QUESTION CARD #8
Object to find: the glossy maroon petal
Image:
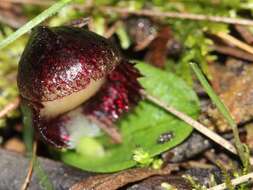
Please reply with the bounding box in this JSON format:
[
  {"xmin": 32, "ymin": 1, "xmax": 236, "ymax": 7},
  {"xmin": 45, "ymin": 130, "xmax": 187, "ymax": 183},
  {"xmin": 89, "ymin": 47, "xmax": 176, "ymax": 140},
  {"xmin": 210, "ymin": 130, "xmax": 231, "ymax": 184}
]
[{"xmin": 18, "ymin": 26, "xmax": 121, "ymax": 103}]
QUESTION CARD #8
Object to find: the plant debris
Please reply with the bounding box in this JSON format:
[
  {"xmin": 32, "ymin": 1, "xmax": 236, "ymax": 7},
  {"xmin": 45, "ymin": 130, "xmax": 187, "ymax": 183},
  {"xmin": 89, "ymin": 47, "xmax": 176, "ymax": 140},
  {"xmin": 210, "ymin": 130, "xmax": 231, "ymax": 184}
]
[{"xmin": 70, "ymin": 166, "xmax": 177, "ymax": 190}]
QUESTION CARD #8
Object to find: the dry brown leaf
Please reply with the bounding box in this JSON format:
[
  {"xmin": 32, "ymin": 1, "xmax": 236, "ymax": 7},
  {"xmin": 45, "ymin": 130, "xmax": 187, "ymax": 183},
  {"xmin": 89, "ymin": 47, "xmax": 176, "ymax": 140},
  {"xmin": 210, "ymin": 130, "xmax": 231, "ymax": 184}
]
[
  {"xmin": 145, "ymin": 27, "xmax": 171, "ymax": 68},
  {"xmin": 70, "ymin": 165, "xmax": 178, "ymax": 190},
  {"xmin": 200, "ymin": 60, "xmax": 253, "ymax": 132},
  {"xmin": 3, "ymin": 137, "xmax": 26, "ymax": 153}
]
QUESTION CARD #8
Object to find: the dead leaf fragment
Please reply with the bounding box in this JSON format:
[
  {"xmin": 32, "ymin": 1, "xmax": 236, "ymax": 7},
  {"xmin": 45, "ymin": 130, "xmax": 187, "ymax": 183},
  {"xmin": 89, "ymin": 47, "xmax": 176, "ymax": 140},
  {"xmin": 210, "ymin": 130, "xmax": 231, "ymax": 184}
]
[
  {"xmin": 70, "ymin": 166, "xmax": 177, "ymax": 190},
  {"xmin": 200, "ymin": 60, "xmax": 253, "ymax": 132},
  {"xmin": 145, "ymin": 27, "xmax": 172, "ymax": 68},
  {"xmin": 4, "ymin": 138, "xmax": 25, "ymax": 153}
]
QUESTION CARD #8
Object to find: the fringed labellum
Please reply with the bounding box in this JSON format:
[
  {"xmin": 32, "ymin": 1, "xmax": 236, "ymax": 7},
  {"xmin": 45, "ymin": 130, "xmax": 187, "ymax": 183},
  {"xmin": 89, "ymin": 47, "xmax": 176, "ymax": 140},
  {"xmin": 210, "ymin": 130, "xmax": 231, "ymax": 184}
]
[{"xmin": 18, "ymin": 26, "xmax": 142, "ymax": 148}]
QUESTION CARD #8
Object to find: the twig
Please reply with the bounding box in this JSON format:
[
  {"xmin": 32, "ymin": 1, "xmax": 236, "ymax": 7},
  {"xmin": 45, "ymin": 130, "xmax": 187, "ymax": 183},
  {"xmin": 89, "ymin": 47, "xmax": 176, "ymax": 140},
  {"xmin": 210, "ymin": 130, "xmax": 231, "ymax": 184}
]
[
  {"xmin": 1, "ymin": 0, "xmax": 53, "ymax": 6},
  {"xmin": 235, "ymin": 25, "xmax": 253, "ymax": 45},
  {"xmin": 104, "ymin": 21, "xmax": 122, "ymax": 38},
  {"xmin": 140, "ymin": 90, "xmax": 237, "ymax": 156},
  {"xmin": 204, "ymin": 151, "xmax": 232, "ymax": 171},
  {"xmin": 212, "ymin": 45, "xmax": 253, "ymax": 62},
  {"xmin": 208, "ymin": 172, "xmax": 253, "ymax": 190},
  {"xmin": 20, "ymin": 141, "xmax": 37, "ymax": 190},
  {"xmin": 181, "ymin": 161, "xmax": 214, "ymax": 169},
  {"xmin": 216, "ymin": 32, "xmax": 253, "ymax": 55},
  {"xmin": 98, "ymin": 6, "xmax": 253, "ymax": 26},
  {"xmin": 134, "ymin": 35, "xmax": 156, "ymax": 51},
  {"xmin": 0, "ymin": 97, "xmax": 20, "ymax": 118},
  {"xmin": 87, "ymin": 115, "xmax": 122, "ymax": 144},
  {"xmin": 0, "ymin": 148, "xmax": 90, "ymax": 189},
  {"xmin": 68, "ymin": 17, "xmax": 90, "ymax": 28}
]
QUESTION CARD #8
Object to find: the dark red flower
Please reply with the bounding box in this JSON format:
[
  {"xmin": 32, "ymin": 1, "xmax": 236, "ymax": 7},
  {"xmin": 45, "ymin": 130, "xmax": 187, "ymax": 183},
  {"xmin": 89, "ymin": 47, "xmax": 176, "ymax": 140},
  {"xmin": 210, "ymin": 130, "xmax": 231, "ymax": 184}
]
[{"xmin": 18, "ymin": 26, "xmax": 142, "ymax": 148}]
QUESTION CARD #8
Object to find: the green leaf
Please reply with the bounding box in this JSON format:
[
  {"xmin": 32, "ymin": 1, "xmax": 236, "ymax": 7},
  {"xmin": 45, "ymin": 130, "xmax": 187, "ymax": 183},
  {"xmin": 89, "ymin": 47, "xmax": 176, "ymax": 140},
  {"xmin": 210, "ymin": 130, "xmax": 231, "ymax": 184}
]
[{"xmin": 61, "ymin": 62, "xmax": 200, "ymax": 172}]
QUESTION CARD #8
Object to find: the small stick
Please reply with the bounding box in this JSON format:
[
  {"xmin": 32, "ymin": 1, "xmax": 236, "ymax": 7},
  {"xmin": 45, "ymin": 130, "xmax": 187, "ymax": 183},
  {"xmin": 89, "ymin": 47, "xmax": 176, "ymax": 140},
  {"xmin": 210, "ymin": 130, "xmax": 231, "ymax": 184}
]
[
  {"xmin": 1, "ymin": 0, "xmax": 53, "ymax": 6},
  {"xmin": 181, "ymin": 161, "xmax": 214, "ymax": 169},
  {"xmin": 0, "ymin": 97, "xmax": 20, "ymax": 118},
  {"xmin": 212, "ymin": 45, "xmax": 253, "ymax": 62},
  {"xmin": 235, "ymin": 25, "xmax": 253, "ymax": 45},
  {"xmin": 99, "ymin": 6, "xmax": 253, "ymax": 26},
  {"xmin": 68, "ymin": 17, "xmax": 90, "ymax": 28},
  {"xmin": 216, "ymin": 32, "xmax": 253, "ymax": 55},
  {"xmin": 87, "ymin": 116, "xmax": 122, "ymax": 144},
  {"xmin": 142, "ymin": 90, "xmax": 253, "ymax": 165},
  {"xmin": 104, "ymin": 21, "xmax": 122, "ymax": 38},
  {"xmin": 20, "ymin": 141, "xmax": 37, "ymax": 190},
  {"xmin": 134, "ymin": 35, "xmax": 156, "ymax": 51},
  {"xmin": 140, "ymin": 90, "xmax": 237, "ymax": 155},
  {"xmin": 208, "ymin": 172, "xmax": 253, "ymax": 190}
]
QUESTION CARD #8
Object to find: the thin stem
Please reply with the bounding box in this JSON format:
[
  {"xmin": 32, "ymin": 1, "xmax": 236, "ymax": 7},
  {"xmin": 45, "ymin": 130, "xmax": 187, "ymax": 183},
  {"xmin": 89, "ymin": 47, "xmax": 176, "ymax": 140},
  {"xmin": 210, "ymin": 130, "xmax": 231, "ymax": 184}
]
[
  {"xmin": 1, "ymin": 0, "xmax": 53, "ymax": 5},
  {"xmin": 20, "ymin": 141, "xmax": 37, "ymax": 190},
  {"xmin": 211, "ymin": 45, "xmax": 253, "ymax": 62},
  {"xmin": 0, "ymin": 97, "xmax": 20, "ymax": 118},
  {"xmin": 87, "ymin": 115, "xmax": 122, "ymax": 144},
  {"xmin": 0, "ymin": 0, "xmax": 73, "ymax": 50},
  {"xmin": 21, "ymin": 104, "xmax": 54, "ymax": 190},
  {"xmin": 140, "ymin": 90, "xmax": 237, "ymax": 156},
  {"xmin": 104, "ymin": 21, "xmax": 122, "ymax": 38},
  {"xmin": 190, "ymin": 62, "xmax": 249, "ymax": 168},
  {"xmin": 216, "ymin": 32, "xmax": 253, "ymax": 55},
  {"xmin": 98, "ymin": 6, "xmax": 253, "ymax": 26},
  {"xmin": 134, "ymin": 35, "xmax": 156, "ymax": 51},
  {"xmin": 208, "ymin": 172, "xmax": 253, "ymax": 190},
  {"xmin": 234, "ymin": 25, "xmax": 253, "ymax": 45}
]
